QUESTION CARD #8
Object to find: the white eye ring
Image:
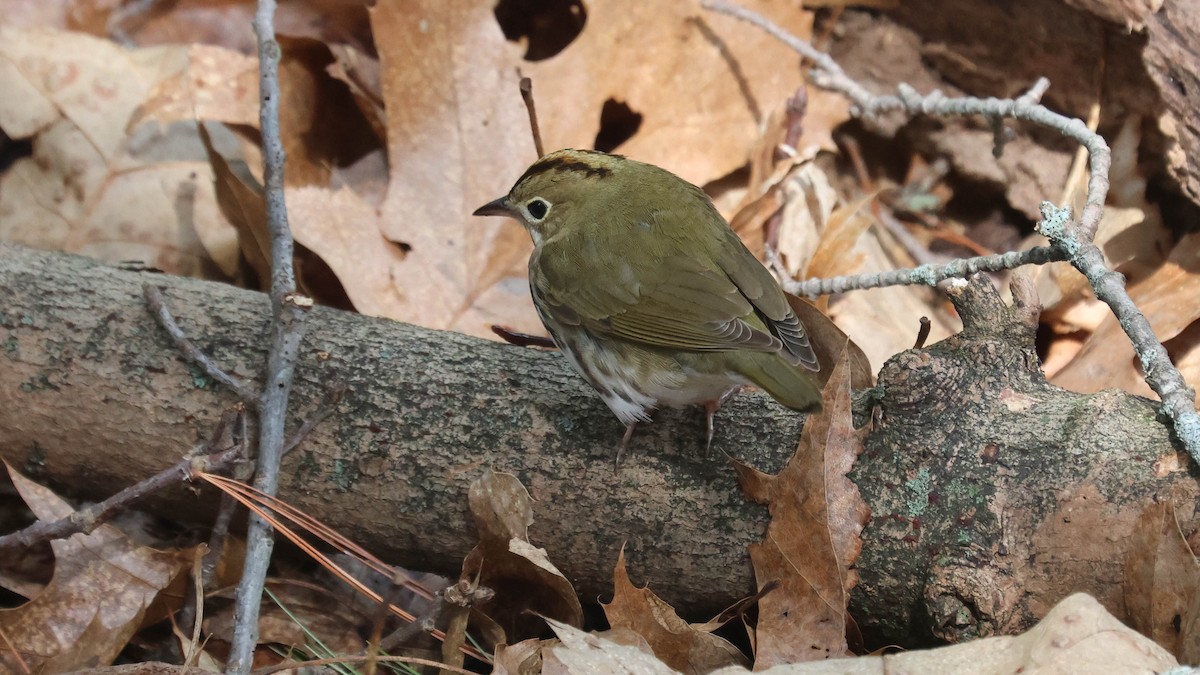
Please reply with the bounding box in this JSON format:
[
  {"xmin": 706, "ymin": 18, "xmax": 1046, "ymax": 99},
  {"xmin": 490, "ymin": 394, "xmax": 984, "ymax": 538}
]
[{"xmin": 525, "ymin": 198, "xmax": 551, "ymax": 222}]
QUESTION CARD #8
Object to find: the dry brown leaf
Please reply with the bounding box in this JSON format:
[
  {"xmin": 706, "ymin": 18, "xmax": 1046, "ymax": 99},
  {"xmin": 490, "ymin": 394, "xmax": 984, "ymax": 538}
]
[
  {"xmin": 803, "ymin": 193, "xmax": 876, "ymax": 280},
  {"xmin": 136, "ymin": 37, "xmax": 382, "ymax": 191},
  {"xmin": 601, "ymin": 548, "xmax": 748, "ymax": 673},
  {"xmin": 0, "ymin": 464, "xmax": 190, "ymax": 672},
  {"xmin": 462, "ymin": 470, "xmax": 583, "ymax": 641},
  {"xmin": 132, "ymin": 44, "xmax": 260, "ymax": 131},
  {"xmin": 279, "ymin": 0, "xmax": 542, "ymax": 337},
  {"xmin": 0, "ymin": 28, "xmax": 237, "ymax": 277},
  {"xmin": 199, "ymin": 123, "xmax": 268, "ymax": 285},
  {"xmin": 325, "ymin": 42, "xmax": 386, "ymax": 142},
  {"xmin": 493, "ymin": 637, "xmax": 545, "ymax": 675},
  {"xmin": 776, "ymin": 162, "xmax": 841, "ymax": 277},
  {"xmin": 731, "ymin": 349, "xmax": 867, "ymax": 668},
  {"xmin": 523, "ymin": 0, "xmax": 814, "ymax": 188},
  {"xmin": 1123, "ymin": 501, "xmax": 1200, "ymax": 659},
  {"xmin": 544, "ymin": 617, "xmax": 678, "ymax": 675},
  {"xmin": 1052, "ymin": 231, "xmax": 1200, "ymax": 396}
]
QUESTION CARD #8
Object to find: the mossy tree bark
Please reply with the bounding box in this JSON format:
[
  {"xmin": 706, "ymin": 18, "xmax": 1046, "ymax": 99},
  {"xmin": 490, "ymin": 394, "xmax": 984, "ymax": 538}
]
[{"xmin": 0, "ymin": 244, "xmax": 1193, "ymax": 643}]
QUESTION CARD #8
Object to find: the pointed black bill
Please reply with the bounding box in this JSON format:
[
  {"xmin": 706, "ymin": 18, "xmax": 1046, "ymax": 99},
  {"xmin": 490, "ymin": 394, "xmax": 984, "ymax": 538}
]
[{"xmin": 472, "ymin": 197, "xmax": 514, "ymax": 218}]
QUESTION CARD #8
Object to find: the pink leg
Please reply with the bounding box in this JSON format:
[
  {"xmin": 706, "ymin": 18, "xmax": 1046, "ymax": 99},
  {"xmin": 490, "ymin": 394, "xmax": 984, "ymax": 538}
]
[{"xmin": 616, "ymin": 422, "xmax": 637, "ymax": 466}]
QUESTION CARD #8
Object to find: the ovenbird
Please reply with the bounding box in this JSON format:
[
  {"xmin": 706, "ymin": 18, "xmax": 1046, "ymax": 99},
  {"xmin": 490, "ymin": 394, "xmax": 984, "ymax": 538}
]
[{"xmin": 474, "ymin": 149, "xmax": 821, "ymax": 457}]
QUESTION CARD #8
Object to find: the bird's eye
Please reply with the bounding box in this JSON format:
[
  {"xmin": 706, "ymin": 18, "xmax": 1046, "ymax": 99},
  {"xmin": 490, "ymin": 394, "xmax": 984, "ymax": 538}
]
[{"xmin": 526, "ymin": 198, "xmax": 550, "ymax": 221}]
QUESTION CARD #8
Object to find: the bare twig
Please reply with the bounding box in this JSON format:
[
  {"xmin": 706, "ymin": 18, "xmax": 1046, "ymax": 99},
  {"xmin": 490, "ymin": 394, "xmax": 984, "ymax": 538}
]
[
  {"xmin": 144, "ymin": 285, "xmax": 258, "ymax": 404},
  {"xmin": 227, "ymin": 0, "xmax": 315, "ymax": 671},
  {"xmin": 703, "ymin": 0, "xmax": 1200, "ymax": 461},
  {"xmin": 284, "ymin": 383, "xmax": 345, "ymax": 455},
  {"xmin": 519, "ymin": 76, "xmax": 546, "ymax": 158},
  {"xmin": 0, "ymin": 438, "xmax": 245, "ymax": 554},
  {"xmin": 914, "ymin": 317, "xmax": 932, "ymax": 350}
]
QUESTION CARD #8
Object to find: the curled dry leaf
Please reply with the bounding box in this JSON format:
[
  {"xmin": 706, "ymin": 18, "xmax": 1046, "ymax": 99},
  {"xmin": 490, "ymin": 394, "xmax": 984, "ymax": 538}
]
[
  {"xmin": 730, "ymin": 349, "xmax": 868, "ymax": 668},
  {"xmin": 0, "ymin": 464, "xmax": 190, "ymax": 672},
  {"xmin": 493, "ymin": 637, "xmax": 544, "ymax": 675},
  {"xmin": 462, "ymin": 470, "xmax": 583, "ymax": 642},
  {"xmin": 601, "ymin": 548, "xmax": 749, "ymax": 673},
  {"xmin": 0, "ymin": 28, "xmax": 235, "ymax": 278}
]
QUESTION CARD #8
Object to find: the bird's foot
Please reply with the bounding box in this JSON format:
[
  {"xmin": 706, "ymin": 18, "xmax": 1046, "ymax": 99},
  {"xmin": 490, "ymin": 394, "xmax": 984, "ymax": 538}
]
[
  {"xmin": 616, "ymin": 422, "xmax": 638, "ymax": 467},
  {"xmin": 702, "ymin": 386, "xmax": 742, "ymax": 455}
]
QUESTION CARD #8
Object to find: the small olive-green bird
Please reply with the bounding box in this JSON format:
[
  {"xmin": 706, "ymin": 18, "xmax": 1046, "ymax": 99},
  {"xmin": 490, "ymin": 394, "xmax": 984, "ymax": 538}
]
[{"xmin": 474, "ymin": 149, "xmax": 821, "ymax": 456}]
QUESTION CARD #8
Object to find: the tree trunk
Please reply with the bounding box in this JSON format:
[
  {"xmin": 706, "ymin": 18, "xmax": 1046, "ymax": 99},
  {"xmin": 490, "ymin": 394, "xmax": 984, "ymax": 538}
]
[{"xmin": 0, "ymin": 244, "xmax": 1192, "ymax": 642}]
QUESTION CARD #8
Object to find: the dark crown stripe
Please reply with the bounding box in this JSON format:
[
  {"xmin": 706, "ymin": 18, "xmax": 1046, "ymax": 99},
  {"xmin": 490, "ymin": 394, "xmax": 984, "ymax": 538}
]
[{"xmin": 516, "ymin": 151, "xmax": 616, "ymax": 185}]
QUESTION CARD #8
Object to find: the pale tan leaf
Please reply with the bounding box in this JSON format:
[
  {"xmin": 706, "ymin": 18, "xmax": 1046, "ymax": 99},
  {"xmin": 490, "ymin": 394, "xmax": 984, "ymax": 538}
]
[
  {"xmin": 0, "ymin": 28, "xmax": 236, "ymax": 277},
  {"xmin": 1123, "ymin": 501, "xmax": 1200, "ymax": 658}
]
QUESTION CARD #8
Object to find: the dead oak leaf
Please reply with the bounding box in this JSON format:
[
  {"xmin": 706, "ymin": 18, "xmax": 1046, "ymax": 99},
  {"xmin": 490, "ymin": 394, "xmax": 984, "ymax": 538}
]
[
  {"xmin": 523, "ymin": 0, "xmax": 814, "ymax": 188},
  {"xmin": 0, "ymin": 28, "xmax": 235, "ymax": 278},
  {"xmin": 601, "ymin": 548, "xmax": 748, "ymax": 673},
  {"xmin": 731, "ymin": 349, "xmax": 867, "ymax": 667},
  {"xmin": 0, "ymin": 464, "xmax": 189, "ymax": 672},
  {"xmin": 281, "ymin": 0, "xmax": 542, "ymax": 338}
]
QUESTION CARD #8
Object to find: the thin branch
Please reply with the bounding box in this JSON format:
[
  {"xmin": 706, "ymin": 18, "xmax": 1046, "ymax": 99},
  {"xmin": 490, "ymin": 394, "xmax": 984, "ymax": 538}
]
[
  {"xmin": 789, "ymin": 246, "xmax": 1065, "ymax": 295},
  {"xmin": 914, "ymin": 317, "xmax": 932, "ymax": 350},
  {"xmin": 519, "ymin": 76, "xmax": 545, "ymax": 158},
  {"xmin": 144, "ymin": 285, "xmax": 258, "ymax": 404},
  {"xmin": 703, "ymin": 0, "xmax": 1200, "ymax": 462},
  {"xmin": 228, "ymin": 0, "xmax": 315, "ymax": 671},
  {"xmin": 0, "ymin": 439, "xmax": 246, "ymax": 554},
  {"xmin": 284, "ymin": 383, "xmax": 345, "ymax": 456}
]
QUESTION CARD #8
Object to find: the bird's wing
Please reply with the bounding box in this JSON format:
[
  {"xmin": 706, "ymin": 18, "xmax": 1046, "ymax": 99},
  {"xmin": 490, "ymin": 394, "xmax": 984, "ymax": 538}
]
[
  {"xmin": 715, "ymin": 227, "xmax": 819, "ymax": 370},
  {"xmin": 532, "ymin": 230, "xmax": 815, "ymax": 369}
]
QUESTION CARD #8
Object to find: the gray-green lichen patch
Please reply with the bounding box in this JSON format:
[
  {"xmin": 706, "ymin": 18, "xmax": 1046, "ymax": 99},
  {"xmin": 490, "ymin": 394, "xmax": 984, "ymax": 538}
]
[{"xmin": 904, "ymin": 467, "xmax": 933, "ymax": 517}]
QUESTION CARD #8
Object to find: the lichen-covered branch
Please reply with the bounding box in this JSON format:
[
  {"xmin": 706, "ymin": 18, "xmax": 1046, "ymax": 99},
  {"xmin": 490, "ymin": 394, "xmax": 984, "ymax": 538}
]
[{"xmin": 703, "ymin": 0, "xmax": 1200, "ymax": 464}]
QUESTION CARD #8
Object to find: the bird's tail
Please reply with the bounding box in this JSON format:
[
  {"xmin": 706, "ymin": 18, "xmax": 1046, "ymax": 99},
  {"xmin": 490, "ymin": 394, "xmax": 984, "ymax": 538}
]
[{"xmin": 733, "ymin": 351, "xmax": 823, "ymax": 413}]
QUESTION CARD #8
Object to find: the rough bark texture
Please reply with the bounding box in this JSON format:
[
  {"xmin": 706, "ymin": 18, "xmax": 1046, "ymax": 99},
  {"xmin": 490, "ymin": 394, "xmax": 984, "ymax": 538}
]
[
  {"xmin": 0, "ymin": 245, "xmax": 1194, "ymax": 641},
  {"xmin": 852, "ymin": 276, "xmax": 1198, "ymax": 642},
  {"xmin": 0, "ymin": 244, "xmax": 802, "ymax": 616}
]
